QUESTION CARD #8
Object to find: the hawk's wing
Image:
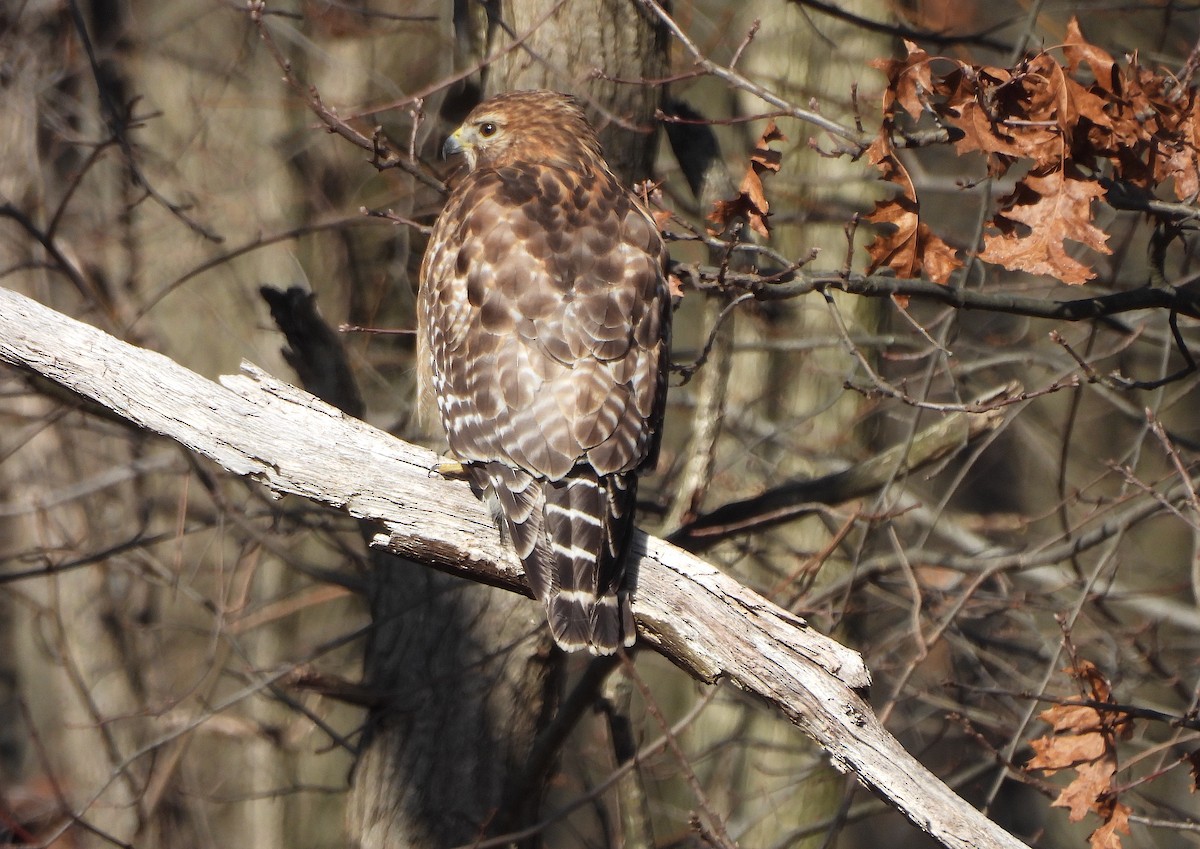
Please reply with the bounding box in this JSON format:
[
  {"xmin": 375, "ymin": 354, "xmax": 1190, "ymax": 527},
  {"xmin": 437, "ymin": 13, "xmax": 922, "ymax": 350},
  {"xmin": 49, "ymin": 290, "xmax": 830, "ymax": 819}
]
[{"xmin": 421, "ymin": 163, "xmax": 668, "ymax": 481}]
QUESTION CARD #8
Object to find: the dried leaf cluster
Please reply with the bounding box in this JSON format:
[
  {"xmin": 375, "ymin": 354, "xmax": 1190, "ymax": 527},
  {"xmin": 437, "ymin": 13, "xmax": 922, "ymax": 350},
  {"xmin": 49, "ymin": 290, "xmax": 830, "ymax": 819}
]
[
  {"xmin": 1026, "ymin": 660, "xmax": 1134, "ymax": 849},
  {"xmin": 865, "ymin": 18, "xmax": 1200, "ymax": 285}
]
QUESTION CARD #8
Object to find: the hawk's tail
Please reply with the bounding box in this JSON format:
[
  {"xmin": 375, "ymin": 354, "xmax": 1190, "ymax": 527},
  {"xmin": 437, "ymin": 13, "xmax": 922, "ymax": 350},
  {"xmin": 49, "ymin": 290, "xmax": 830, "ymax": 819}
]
[{"xmin": 473, "ymin": 462, "xmax": 637, "ymax": 655}]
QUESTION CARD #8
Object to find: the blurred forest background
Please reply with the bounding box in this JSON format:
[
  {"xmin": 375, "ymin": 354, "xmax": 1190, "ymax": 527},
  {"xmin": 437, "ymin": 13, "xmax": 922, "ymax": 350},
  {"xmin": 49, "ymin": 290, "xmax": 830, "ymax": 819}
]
[{"xmin": 2, "ymin": 1, "xmax": 1200, "ymax": 848}]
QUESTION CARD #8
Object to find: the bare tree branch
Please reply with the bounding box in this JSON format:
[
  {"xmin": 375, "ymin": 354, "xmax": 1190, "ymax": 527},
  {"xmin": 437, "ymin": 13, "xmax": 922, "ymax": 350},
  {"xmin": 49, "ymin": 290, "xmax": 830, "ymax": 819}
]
[
  {"xmin": 672, "ymin": 390, "xmax": 1010, "ymax": 549},
  {"xmin": 789, "ymin": 0, "xmax": 1015, "ymax": 52},
  {"xmin": 0, "ymin": 285, "xmax": 1031, "ymax": 849},
  {"xmin": 673, "ymin": 264, "xmax": 1200, "ymax": 322}
]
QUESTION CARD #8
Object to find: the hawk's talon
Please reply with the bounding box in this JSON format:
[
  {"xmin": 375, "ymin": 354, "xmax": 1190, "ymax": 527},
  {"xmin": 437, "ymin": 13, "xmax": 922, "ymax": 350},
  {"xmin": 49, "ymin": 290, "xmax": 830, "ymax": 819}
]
[{"xmin": 432, "ymin": 458, "xmax": 468, "ymax": 479}]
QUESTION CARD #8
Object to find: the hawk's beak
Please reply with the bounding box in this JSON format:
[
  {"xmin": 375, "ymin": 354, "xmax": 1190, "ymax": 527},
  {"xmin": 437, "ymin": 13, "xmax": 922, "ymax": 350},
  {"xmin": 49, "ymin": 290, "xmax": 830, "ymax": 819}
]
[{"xmin": 442, "ymin": 131, "xmax": 466, "ymax": 160}]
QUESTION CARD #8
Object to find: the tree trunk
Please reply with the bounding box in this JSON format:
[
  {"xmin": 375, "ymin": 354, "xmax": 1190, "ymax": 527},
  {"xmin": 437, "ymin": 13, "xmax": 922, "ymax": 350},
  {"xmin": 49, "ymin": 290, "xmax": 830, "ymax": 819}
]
[
  {"xmin": 346, "ymin": 3, "xmax": 667, "ymax": 846},
  {"xmin": 685, "ymin": 2, "xmax": 891, "ymax": 845},
  {"xmin": 482, "ymin": 0, "xmax": 667, "ymax": 183},
  {"xmin": 1, "ymin": 4, "xmax": 173, "ymax": 843}
]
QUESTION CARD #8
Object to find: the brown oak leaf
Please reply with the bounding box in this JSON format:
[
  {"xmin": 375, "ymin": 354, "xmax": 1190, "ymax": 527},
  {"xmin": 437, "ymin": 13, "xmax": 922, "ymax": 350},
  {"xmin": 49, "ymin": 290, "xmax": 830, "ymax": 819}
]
[
  {"xmin": 1064, "ymin": 17, "xmax": 1118, "ymax": 93},
  {"xmin": 1039, "ymin": 702, "xmax": 1107, "ymax": 736},
  {"xmin": 871, "ymin": 40, "xmax": 937, "ymax": 122},
  {"xmin": 708, "ymin": 120, "xmax": 785, "ymax": 238},
  {"xmin": 1075, "ymin": 658, "xmax": 1119, "ymax": 705},
  {"xmin": 980, "ymin": 166, "xmax": 1111, "ymax": 284},
  {"xmin": 863, "ymin": 133, "xmax": 960, "ymax": 283},
  {"xmin": 1027, "ymin": 716, "xmax": 1108, "ymax": 773},
  {"xmin": 1089, "ymin": 802, "xmax": 1131, "ymax": 849},
  {"xmin": 1153, "ymin": 101, "xmax": 1200, "ymax": 200},
  {"xmin": 1036, "ymin": 52, "xmax": 1112, "ymax": 140},
  {"xmin": 1052, "ymin": 759, "xmax": 1117, "ymax": 822}
]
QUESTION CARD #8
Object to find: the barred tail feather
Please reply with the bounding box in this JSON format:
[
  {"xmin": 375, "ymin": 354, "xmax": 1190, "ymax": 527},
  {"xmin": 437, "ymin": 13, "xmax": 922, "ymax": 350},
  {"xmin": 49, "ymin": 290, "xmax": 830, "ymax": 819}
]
[
  {"xmin": 541, "ymin": 468, "xmax": 637, "ymax": 654},
  {"xmin": 473, "ymin": 462, "xmax": 636, "ymax": 654}
]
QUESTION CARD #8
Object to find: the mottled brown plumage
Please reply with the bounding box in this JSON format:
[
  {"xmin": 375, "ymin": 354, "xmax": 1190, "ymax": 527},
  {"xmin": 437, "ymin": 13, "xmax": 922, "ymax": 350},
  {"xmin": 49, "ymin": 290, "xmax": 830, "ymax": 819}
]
[{"xmin": 418, "ymin": 90, "xmax": 670, "ymax": 654}]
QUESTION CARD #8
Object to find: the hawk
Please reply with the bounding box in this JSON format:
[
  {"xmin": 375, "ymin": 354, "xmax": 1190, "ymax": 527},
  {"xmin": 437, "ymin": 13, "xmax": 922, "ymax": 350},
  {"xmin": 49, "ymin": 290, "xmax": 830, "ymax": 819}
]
[{"xmin": 418, "ymin": 90, "xmax": 671, "ymax": 655}]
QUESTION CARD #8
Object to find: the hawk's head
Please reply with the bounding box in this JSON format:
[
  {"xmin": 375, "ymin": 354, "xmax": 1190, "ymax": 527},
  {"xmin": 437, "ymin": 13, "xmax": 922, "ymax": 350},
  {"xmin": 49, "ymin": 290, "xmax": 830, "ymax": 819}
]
[{"xmin": 442, "ymin": 90, "xmax": 604, "ymax": 172}]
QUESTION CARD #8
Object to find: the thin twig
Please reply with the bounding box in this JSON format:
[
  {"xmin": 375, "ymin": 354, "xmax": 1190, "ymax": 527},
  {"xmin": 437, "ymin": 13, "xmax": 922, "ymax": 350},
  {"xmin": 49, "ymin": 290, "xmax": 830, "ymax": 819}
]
[
  {"xmin": 621, "ymin": 655, "xmax": 739, "ymax": 849},
  {"xmin": 635, "ymin": 0, "xmax": 868, "ymax": 149}
]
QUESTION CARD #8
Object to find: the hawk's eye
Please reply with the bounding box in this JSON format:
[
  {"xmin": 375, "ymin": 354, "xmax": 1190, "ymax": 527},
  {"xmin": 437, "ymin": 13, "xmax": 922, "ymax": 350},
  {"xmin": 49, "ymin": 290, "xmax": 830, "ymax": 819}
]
[{"xmin": 478, "ymin": 121, "xmax": 498, "ymax": 138}]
